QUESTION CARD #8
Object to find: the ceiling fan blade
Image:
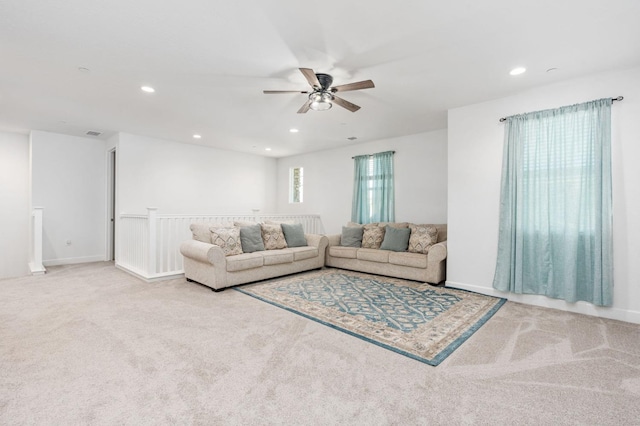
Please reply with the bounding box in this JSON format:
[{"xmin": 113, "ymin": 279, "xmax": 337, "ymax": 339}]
[
  {"xmin": 263, "ymin": 90, "xmax": 309, "ymax": 94},
  {"xmin": 332, "ymin": 80, "xmax": 375, "ymax": 92},
  {"xmin": 297, "ymin": 101, "xmax": 311, "ymax": 114},
  {"xmin": 299, "ymin": 68, "xmax": 321, "ymax": 88},
  {"xmin": 333, "ymin": 96, "xmax": 361, "ymax": 112}
]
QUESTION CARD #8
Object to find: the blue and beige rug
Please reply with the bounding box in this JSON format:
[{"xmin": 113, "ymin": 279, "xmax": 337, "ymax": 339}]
[{"xmin": 235, "ymin": 269, "xmax": 506, "ymax": 366}]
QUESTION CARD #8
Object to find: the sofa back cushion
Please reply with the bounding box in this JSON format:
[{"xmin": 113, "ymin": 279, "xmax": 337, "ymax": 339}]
[
  {"xmin": 380, "ymin": 225, "xmax": 411, "ymax": 252},
  {"xmin": 434, "ymin": 224, "xmax": 447, "ymax": 242},
  {"xmin": 190, "ymin": 222, "xmax": 234, "ymax": 243}
]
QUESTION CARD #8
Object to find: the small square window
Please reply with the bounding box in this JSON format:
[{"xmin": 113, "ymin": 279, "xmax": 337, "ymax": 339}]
[{"xmin": 289, "ymin": 167, "xmax": 303, "ymax": 203}]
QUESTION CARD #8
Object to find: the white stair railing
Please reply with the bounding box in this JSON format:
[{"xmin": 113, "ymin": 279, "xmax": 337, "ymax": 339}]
[{"xmin": 117, "ymin": 209, "xmax": 324, "ymax": 281}]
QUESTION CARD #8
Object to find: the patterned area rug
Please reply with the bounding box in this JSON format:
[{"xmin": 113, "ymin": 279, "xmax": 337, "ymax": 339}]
[{"xmin": 235, "ymin": 269, "xmax": 506, "ymax": 366}]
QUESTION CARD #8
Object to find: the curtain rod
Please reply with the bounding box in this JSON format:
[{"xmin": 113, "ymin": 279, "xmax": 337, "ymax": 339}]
[
  {"xmin": 499, "ymin": 96, "xmax": 623, "ymax": 122},
  {"xmin": 351, "ymin": 150, "xmax": 395, "ymax": 159}
]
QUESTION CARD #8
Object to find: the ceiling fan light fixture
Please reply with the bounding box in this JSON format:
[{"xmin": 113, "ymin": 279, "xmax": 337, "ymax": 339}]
[{"xmin": 308, "ymin": 91, "xmax": 333, "ymax": 111}]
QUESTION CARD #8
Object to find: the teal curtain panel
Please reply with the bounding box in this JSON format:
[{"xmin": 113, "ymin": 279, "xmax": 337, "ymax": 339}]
[
  {"xmin": 492, "ymin": 98, "xmax": 613, "ymax": 306},
  {"xmin": 351, "ymin": 151, "xmax": 395, "ymax": 224}
]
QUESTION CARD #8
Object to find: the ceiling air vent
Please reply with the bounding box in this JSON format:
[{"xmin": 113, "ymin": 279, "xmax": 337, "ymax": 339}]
[{"xmin": 86, "ymin": 131, "xmax": 101, "ymax": 136}]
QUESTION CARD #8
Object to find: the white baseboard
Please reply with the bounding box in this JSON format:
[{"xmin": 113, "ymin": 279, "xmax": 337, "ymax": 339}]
[
  {"xmin": 115, "ymin": 263, "xmax": 185, "ymax": 283},
  {"xmin": 446, "ymin": 280, "xmax": 640, "ymax": 325},
  {"xmin": 43, "ymin": 255, "xmax": 106, "ymax": 267},
  {"xmin": 28, "ymin": 262, "xmax": 46, "ymax": 275}
]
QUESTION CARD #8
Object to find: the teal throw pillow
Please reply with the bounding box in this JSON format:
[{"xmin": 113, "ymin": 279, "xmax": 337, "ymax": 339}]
[
  {"xmin": 380, "ymin": 225, "xmax": 410, "ymax": 252},
  {"xmin": 239, "ymin": 224, "xmax": 265, "ymax": 253},
  {"xmin": 281, "ymin": 223, "xmax": 307, "ymax": 247},
  {"xmin": 341, "ymin": 226, "xmax": 364, "ymax": 247}
]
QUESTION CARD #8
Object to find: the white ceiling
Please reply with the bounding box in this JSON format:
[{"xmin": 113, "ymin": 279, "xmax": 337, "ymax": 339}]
[{"xmin": 1, "ymin": 0, "xmax": 639, "ymax": 158}]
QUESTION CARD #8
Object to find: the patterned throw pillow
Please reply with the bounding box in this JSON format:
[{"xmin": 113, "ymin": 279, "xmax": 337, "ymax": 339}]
[
  {"xmin": 361, "ymin": 224, "xmax": 385, "ymax": 249},
  {"xmin": 408, "ymin": 224, "xmax": 439, "ymax": 254},
  {"xmin": 210, "ymin": 227, "xmax": 243, "ymax": 256},
  {"xmin": 261, "ymin": 223, "xmax": 288, "ymax": 250}
]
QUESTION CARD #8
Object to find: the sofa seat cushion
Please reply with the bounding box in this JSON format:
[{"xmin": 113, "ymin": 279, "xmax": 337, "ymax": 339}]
[
  {"xmin": 226, "ymin": 252, "xmax": 264, "ymax": 272},
  {"xmin": 357, "ymin": 248, "xmax": 389, "ymax": 263},
  {"xmin": 288, "ymin": 246, "xmax": 318, "ymax": 261},
  {"xmin": 329, "ymin": 246, "xmax": 358, "ymax": 259},
  {"xmin": 388, "ymin": 252, "xmax": 428, "ymax": 269},
  {"xmin": 262, "ymin": 250, "xmax": 294, "ymax": 265}
]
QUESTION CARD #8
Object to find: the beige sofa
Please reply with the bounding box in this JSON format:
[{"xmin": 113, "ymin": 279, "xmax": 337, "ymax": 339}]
[
  {"xmin": 180, "ymin": 223, "xmax": 328, "ymax": 291},
  {"xmin": 325, "ymin": 223, "xmax": 447, "ymax": 284}
]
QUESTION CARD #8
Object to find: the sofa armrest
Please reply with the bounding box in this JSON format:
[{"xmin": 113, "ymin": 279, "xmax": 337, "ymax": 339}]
[
  {"xmin": 180, "ymin": 240, "xmax": 225, "ymax": 265},
  {"xmin": 427, "ymin": 241, "xmax": 447, "ymax": 263},
  {"xmin": 305, "ymin": 233, "xmax": 329, "ymax": 251},
  {"xmin": 326, "ymin": 234, "xmax": 341, "ymax": 247}
]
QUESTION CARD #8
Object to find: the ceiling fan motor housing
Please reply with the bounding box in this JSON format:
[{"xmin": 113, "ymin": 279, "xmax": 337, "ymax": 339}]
[{"xmin": 315, "ymin": 73, "xmax": 333, "ymax": 90}]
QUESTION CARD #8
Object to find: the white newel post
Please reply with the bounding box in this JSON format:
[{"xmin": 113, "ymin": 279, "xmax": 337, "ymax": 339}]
[
  {"xmin": 147, "ymin": 207, "xmax": 158, "ymax": 277},
  {"xmin": 30, "ymin": 207, "xmax": 46, "ymax": 275}
]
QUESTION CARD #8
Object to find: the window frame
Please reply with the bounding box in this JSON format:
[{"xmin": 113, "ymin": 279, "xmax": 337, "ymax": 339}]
[{"xmin": 288, "ymin": 166, "xmax": 303, "ymax": 204}]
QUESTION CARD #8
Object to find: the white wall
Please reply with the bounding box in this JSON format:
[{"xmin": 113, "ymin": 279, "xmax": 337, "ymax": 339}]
[
  {"xmin": 276, "ymin": 130, "xmax": 448, "ymax": 234},
  {"xmin": 117, "ymin": 133, "xmax": 277, "ymax": 214},
  {"xmin": 31, "ymin": 131, "xmax": 107, "ymax": 265},
  {"xmin": 448, "ymin": 66, "xmax": 640, "ymax": 323},
  {"xmin": 0, "ymin": 131, "xmax": 30, "ymax": 278}
]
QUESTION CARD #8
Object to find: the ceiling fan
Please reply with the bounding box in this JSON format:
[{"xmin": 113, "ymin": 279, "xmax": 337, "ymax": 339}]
[{"xmin": 263, "ymin": 68, "xmax": 375, "ymax": 113}]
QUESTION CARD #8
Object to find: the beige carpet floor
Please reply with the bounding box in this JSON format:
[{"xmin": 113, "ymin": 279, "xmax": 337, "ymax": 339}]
[{"xmin": 1, "ymin": 262, "xmax": 639, "ymax": 425}]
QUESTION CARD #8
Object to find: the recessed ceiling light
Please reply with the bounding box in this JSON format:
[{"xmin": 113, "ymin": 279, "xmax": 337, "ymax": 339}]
[
  {"xmin": 193, "ymin": 134, "xmax": 202, "ymax": 139},
  {"xmin": 141, "ymin": 86, "xmax": 155, "ymax": 93},
  {"xmin": 289, "ymin": 128, "xmax": 299, "ymax": 133},
  {"xmin": 509, "ymin": 67, "xmax": 526, "ymax": 76},
  {"xmin": 265, "ymin": 148, "xmax": 272, "ymax": 151}
]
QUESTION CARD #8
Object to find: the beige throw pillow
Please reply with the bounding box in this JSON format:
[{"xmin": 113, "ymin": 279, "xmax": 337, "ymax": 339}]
[
  {"xmin": 361, "ymin": 224, "xmax": 385, "ymax": 249},
  {"xmin": 261, "ymin": 223, "xmax": 288, "ymax": 250},
  {"xmin": 210, "ymin": 227, "xmax": 243, "ymax": 256},
  {"xmin": 408, "ymin": 224, "xmax": 439, "ymax": 254}
]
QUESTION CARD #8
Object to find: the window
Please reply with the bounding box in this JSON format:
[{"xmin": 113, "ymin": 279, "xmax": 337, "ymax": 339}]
[{"xmin": 289, "ymin": 167, "xmax": 303, "ymax": 203}]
